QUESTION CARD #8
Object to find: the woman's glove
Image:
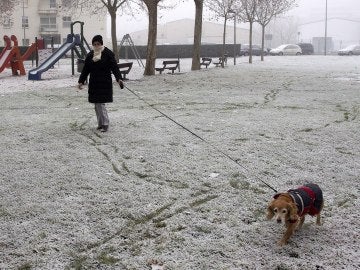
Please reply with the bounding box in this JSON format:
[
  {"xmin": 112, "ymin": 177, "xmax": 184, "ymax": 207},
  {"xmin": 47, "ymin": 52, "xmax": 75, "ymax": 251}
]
[{"xmin": 118, "ymin": 79, "xmax": 124, "ymax": 89}]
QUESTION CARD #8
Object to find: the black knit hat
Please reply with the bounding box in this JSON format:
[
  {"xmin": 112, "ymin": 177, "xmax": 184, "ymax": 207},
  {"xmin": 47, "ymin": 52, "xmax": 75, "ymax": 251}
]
[{"xmin": 92, "ymin": 35, "xmax": 103, "ymax": 45}]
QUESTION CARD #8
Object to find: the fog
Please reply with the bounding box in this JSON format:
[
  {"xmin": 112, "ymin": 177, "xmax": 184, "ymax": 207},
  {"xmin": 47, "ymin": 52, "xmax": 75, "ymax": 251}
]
[{"xmin": 112, "ymin": 0, "xmax": 360, "ymax": 49}]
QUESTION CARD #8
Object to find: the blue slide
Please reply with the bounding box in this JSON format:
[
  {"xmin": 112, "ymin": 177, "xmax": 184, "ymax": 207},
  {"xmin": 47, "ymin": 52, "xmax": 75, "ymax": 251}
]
[{"xmin": 28, "ymin": 34, "xmax": 81, "ymax": 80}]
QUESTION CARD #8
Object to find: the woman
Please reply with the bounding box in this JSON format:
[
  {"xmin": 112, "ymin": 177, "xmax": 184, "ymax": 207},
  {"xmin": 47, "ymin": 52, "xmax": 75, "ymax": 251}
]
[{"xmin": 78, "ymin": 35, "xmax": 124, "ymax": 132}]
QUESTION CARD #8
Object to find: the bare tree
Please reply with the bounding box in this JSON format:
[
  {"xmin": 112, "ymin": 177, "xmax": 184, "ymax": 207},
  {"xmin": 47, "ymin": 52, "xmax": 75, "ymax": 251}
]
[
  {"xmin": 206, "ymin": 0, "xmax": 237, "ymax": 67},
  {"xmin": 191, "ymin": 0, "xmax": 204, "ymax": 71},
  {"xmin": 137, "ymin": 0, "xmax": 183, "ymax": 75},
  {"xmin": 256, "ymin": 0, "xmax": 297, "ymax": 61},
  {"xmin": 237, "ymin": 0, "xmax": 257, "ymax": 64},
  {"xmin": 271, "ymin": 16, "xmax": 299, "ymax": 44},
  {"xmin": 0, "ymin": 0, "xmax": 17, "ymax": 26},
  {"xmin": 60, "ymin": 0, "xmax": 128, "ymax": 61},
  {"xmin": 141, "ymin": 0, "xmax": 162, "ymax": 75}
]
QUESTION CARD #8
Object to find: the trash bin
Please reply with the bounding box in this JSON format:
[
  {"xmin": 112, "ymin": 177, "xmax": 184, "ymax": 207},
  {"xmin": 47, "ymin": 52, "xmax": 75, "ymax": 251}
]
[{"xmin": 77, "ymin": 59, "xmax": 85, "ymax": 73}]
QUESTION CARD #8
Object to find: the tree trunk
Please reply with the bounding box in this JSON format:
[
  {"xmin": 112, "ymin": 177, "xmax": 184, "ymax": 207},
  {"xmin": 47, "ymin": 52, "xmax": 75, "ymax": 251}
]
[
  {"xmin": 222, "ymin": 17, "xmax": 227, "ymax": 68},
  {"xmin": 144, "ymin": 2, "xmax": 158, "ymax": 76},
  {"xmin": 191, "ymin": 0, "xmax": 203, "ymax": 71},
  {"xmin": 249, "ymin": 21, "xmax": 253, "ymax": 64},
  {"xmin": 261, "ymin": 24, "xmax": 265, "ymax": 62},
  {"xmin": 109, "ymin": 8, "xmax": 119, "ymax": 62}
]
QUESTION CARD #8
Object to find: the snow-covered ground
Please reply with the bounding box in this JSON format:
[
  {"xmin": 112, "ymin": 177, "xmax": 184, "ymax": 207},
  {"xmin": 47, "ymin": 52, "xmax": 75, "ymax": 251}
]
[{"xmin": 0, "ymin": 55, "xmax": 359, "ymax": 269}]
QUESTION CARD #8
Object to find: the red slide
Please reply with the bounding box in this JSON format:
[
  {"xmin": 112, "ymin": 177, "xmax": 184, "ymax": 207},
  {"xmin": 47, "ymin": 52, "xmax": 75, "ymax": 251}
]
[
  {"xmin": 0, "ymin": 35, "xmax": 25, "ymax": 75},
  {"xmin": 0, "ymin": 35, "xmax": 11, "ymax": 59},
  {"xmin": 21, "ymin": 42, "xmax": 37, "ymax": 61}
]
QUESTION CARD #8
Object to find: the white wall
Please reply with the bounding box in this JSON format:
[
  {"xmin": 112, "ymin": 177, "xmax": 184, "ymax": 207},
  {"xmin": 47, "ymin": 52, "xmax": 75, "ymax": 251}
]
[{"xmin": 1, "ymin": 0, "xmax": 107, "ymax": 47}]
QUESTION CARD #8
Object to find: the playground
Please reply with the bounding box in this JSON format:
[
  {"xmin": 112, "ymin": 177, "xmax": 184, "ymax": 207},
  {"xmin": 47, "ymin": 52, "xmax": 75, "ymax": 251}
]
[
  {"xmin": 0, "ymin": 22, "xmax": 92, "ymax": 81},
  {"xmin": 0, "ymin": 55, "xmax": 359, "ymax": 269}
]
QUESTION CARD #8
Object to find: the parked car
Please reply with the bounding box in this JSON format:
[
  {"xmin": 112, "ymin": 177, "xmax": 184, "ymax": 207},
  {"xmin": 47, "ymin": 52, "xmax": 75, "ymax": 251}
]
[
  {"xmin": 297, "ymin": 43, "xmax": 314, "ymax": 55},
  {"xmin": 270, "ymin": 44, "xmax": 302, "ymax": 56},
  {"xmin": 338, "ymin": 44, "xmax": 360, "ymax": 55},
  {"xmin": 240, "ymin": 44, "xmax": 268, "ymax": 56}
]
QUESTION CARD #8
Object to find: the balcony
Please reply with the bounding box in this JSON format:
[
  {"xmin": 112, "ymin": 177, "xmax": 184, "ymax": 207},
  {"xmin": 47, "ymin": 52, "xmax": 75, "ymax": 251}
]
[
  {"xmin": 39, "ymin": 26, "xmax": 58, "ymax": 33},
  {"xmin": 38, "ymin": 8, "xmax": 58, "ymax": 14}
]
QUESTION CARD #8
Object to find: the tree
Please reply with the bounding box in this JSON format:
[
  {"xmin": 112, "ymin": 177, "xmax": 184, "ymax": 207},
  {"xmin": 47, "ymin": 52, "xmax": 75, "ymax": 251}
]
[
  {"xmin": 256, "ymin": 0, "xmax": 296, "ymax": 61},
  {"xmin": 237, "ymin": 0, "xmax": 257, "ymax": 64},
  {"xmin": 0, "ymin": 0, "xmax": 16, "ymax": 14},
  {"xmin": 141, "ymin": 0, "xmax": 162, "ymax": 75},
  {"xmin": 60, "ymin": 0, "xmax": 128, "ymax": 62},
  {"xmin": 191, "ymin": 0, "xmax": 204, "ymax": 71},
  {"xmin": 206, "ymin": 0, "xmax": 237, "ymax": 68},
  {"xmin": 0, "ymin": 0, "xmax": 17, "ymax": 26},
  {"xmin": 138, "ymin": 0, "xmax": 182, "ymax": 75},
  {"xmin": 270, "ymin": 15, "xmax": 299, "ymax": 45}
]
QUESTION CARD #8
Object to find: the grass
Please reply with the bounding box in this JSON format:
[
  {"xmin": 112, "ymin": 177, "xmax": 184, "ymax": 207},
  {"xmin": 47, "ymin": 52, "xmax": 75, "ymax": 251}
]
[
  {"xmin": 0, "ymin": 207, "xmax": 10, "ymax": 217},
  {"xmin": 133, "ymin": 171, "xmax": 149, "ymax": 178},
  {"xmin": 336, "ymin": 193, "xmax": 356, "ymax": 208},
  {"xmin": 67, "ymin": 254, "xmax": 88, "ymax": 270},
  {"xmin": 18, "ymin": 263, "xmax": 32, "ymax": 270},
  {"xmin": 189, "ymin": 195, "xmax": 218, "ymax": 207},
  {"xmin": 97, "ymin": 251, "xmax": 119, "ymax": 265},
  {"xmin": 229, "ymin": 179, "xmax": 267, "ymax": 194}
]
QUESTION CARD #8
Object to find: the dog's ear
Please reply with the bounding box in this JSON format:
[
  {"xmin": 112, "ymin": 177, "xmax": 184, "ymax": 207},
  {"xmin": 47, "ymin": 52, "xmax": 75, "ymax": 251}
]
[
  {"xmin": 287, "ymin": 203, "xmax": 298, "ymax": 221},
  {"xmin": 266, "ymin": 202, "xmax": 274, "ymax": 220}
]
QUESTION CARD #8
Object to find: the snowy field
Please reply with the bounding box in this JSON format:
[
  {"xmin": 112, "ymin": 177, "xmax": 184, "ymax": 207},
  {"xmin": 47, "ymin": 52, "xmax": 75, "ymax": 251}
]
[{"xmin": 0, "ymin": 55, "xmax": 359, "ymax": 269}]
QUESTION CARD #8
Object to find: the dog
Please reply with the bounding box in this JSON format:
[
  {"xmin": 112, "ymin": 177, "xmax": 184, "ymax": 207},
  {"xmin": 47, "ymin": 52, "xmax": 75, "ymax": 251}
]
[{"xmin": 266, "ymin": 183, "xmax": 324, "ymax": 246}]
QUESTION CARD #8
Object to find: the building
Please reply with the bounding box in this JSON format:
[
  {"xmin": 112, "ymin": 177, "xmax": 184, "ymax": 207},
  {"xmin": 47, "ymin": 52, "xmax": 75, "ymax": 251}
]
[
  {"xmin": 294, "ymin": 0, "xmax": 360, "ymax": 52},
  {"xmin": 298, "ymin": 18, "xmax": 360, "ymax": 52},
  {"xmin": 126, "ymin": 19, "xmax": 250, "ymax": 46},
  {"xmin": 1, "ymin": 0, "xmax": 107, "ymax": 47},
  {"xmin": 261, "ymin": 0, "xmax": 360, "ymax": 53}
]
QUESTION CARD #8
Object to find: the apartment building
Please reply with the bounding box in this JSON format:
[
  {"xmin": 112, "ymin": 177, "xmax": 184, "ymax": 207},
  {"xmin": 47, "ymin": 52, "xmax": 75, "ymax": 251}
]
[{"xmin": 1, "ymin": 0, "xmax": 107, "ymax": 47}]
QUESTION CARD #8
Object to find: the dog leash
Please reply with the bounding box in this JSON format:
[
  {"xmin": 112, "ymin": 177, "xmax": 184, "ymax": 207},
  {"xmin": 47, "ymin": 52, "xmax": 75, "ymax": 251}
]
[{"xmin": 123, "ymin": 85, "xmax": 278, "ymax": 193}]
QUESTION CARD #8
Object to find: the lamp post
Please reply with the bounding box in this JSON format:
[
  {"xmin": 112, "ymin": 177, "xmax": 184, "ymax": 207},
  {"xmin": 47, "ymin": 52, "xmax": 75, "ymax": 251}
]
[
  {"xmin": 324, "ymin": 0, "xmax": 328, "ymax": 55},
  {"xmin": 228, "ymin": 10, "xmax": 236, "ymax": 65},
  {"xmin": 22, "ymin": 0, "xmax": 26, "ymax": 45}
]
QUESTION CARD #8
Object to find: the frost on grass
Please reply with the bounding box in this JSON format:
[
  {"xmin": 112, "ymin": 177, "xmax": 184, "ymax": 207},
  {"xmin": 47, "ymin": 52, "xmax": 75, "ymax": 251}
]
[{"xmin": 0, "ymin": 56, "xmax": 359, "ymax": 269}]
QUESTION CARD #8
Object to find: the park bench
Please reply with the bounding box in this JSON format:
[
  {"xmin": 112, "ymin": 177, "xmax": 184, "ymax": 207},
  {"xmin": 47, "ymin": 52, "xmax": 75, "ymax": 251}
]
[
  {"xmin": 200, "ymin": 57, "xmax": 212, "ymax": 68},
  {"xmin": 155, "ymin": 60, "xmax": 180, "ymax": 74},
  {"xmin": 213, "ymin": 55, "xmax": 228, "ymax": 67},
  {"xmin": 117, "ymin": 62, "xmax": 133, "ymax": 80}
]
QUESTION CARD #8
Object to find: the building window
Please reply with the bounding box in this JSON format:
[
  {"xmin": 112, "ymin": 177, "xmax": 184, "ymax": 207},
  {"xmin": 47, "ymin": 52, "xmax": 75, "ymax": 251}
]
[
  {"xmin": 42, "ymin": 34, "xmax": 61, "ymax": 46},
  {"xmin": 50, "ymin": 0, "xmax": 57, "ymax": 8},
  {"xmin": 22, "ymin": 16, "xmax": 29, "ymax": 28},
  {"xmin": 62, "ymin": 16, "xmax": 71, "ymax": 28},
  {"xmin": 40, "ymin": 16, "xmax": 57, "ymax": 31},
  {"xmin": 3, "ymin": 17, "xmax": 13, "ymax": 28}
]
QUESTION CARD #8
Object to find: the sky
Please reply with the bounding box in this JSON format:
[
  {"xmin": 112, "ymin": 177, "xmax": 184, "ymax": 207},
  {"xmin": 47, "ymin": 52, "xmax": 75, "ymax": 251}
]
[{"xmin": 111, "ymin": 0, "xmax": 360, "ymax": 38}]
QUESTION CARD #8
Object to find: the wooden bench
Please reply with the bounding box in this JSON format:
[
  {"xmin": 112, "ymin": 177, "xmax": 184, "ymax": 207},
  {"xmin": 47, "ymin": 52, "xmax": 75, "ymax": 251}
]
[
  {"xmin": 213, "ymin": 55, "xmax": 228, "ymax": 67},
  {"xmin": 155, "ymin": 60, "xmax": 180, "ymax": 74},
  {"xmin": 200, "ymin": 57, "xmax": 212, "ymax": 68},
  {"xmin": 117, "ymin": 62, "xmax": 133, "ymax": 80}
]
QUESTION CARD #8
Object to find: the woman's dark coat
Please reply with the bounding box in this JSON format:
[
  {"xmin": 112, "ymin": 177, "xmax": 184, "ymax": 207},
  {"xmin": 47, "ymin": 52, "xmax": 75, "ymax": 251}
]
[{"xmin": 78, "ymin": 47, "xmax": 122, "ymax": 103}]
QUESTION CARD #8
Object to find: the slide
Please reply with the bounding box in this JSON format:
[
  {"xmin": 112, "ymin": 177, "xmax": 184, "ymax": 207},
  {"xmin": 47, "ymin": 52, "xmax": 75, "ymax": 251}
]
[
  {"xmin": 0, "ymin": 35, "xmax": 26, "ymax": 75},
  {"xmin": 21, "ymin": 42, "xmax": 37, "ymax": 61},
  {"xmin": 28, "ymin": 34, "xmax": 80, "ymax": 80},
  {"xmin": 0, "ymin": 35, "xmax": 11, "ymax": 59},
  {"xmin": 0, "ymin": 49, "xmax": 12, "ymax": 73}
]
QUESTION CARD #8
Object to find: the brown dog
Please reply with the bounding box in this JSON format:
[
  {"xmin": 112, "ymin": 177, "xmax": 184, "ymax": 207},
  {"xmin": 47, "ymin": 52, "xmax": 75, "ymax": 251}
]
[{"xmin": 267, "ymin": 183, "xmax": 324, "ymax": 246}]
